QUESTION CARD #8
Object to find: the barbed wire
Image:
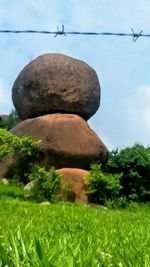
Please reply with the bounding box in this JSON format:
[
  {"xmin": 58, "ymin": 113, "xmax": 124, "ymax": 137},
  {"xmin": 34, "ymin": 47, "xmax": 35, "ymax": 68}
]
[{"xmin": 0, "ymin": 25, "xmax": 148, "ymax": 42}]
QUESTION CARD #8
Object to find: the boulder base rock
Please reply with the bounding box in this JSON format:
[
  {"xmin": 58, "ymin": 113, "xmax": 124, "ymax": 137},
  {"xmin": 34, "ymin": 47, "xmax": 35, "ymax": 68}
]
[
  {"xmin": 57, "ymin": 168, "xmax": 89, "ymax": 203},
  {"xmin": 11, "ymin": 114, "xmax": 108, "ymax": 169},
  {"xmin": 12, "ymin": 53, "xmax": 100, "ymax": 120},
  {"xmin": 24, "ymin": 181, "xmax": 34, "ymax": 191}
]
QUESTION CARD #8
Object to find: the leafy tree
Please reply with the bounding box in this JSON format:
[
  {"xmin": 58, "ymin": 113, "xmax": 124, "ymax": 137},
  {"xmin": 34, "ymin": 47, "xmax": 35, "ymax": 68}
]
[
  {"xmin": 0, "ymin": 109, "xmax": 21, "ymax": 130},
  {"xmin": 105, "ymin": 144, "xmax": 150, "ymax": 201}
]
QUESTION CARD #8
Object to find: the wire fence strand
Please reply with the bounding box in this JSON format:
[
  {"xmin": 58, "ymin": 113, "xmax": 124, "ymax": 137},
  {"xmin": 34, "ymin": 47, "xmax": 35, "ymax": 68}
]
[{"xmin": 0, "ymin": 26, "xmax": 148, "ymax": 41}]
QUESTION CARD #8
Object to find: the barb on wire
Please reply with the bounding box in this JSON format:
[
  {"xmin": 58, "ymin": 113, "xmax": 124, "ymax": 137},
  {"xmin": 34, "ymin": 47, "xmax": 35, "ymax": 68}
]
[
  {"xmin": 131, "ymin": 28, "xmax": 143, "ymax": 42},
  {"xmin": 0, "ymin": 25, "xmax": 148, "ymax": 41},
  {"xmin": 54, "ymin": 25, "xmax": 66, "ymax": 37}
]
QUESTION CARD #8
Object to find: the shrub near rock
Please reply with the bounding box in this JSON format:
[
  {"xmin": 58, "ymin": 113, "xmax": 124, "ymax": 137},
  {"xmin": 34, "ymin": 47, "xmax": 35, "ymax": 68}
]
[
  {"xmin": 105, "ymin": 144, "xmax": 150, "ymax": 201},
  {"xmin": 0, "ymin": 129, "xmax": 38, "ymax": 162},
  {"xmin": 86, "ymin": 164, "xmax": 122, "ymax": 205},
  {"xmin": 0, "ymin": 129, "xmax": 39, "ymax": 181},
  {"xmin": 28, "ymin": 166, "xmax": 61, "ymax": 202}
]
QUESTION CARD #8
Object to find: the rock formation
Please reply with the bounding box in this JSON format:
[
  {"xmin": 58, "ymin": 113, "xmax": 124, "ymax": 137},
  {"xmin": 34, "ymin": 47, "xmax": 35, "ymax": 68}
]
[
  {"xmin": 8, "ymin": 53, "xmax": 108, "ymax": 202},
  {"xmin": 11, "ymin": 53, "xmax": 108, "ymax": 170}
]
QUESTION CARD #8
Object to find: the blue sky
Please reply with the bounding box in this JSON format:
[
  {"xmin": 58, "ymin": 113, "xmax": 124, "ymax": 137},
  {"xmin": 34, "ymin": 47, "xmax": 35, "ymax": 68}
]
[{"xmin": 0, "ymin": 0, "xmax": 150, "ymax": 150}]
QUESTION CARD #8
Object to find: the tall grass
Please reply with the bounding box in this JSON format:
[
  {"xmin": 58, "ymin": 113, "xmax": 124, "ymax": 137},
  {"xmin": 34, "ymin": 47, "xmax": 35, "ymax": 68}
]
[{"xmin": 0, "ymin": 192, "xmax": 150, "ymax": 266}]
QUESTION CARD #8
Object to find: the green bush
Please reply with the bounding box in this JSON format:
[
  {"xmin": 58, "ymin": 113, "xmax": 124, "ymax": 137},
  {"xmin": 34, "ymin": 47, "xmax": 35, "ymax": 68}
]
[
  {"xmin": 105, "ymin": 144, "xmax": 150, "ymax": 202},
  {"xmin": 86, "ymin": 164, "xmax": 122, "ymax": 205},
  {"xmin": 28, "ymin": 166, "xmax": 62, "ymax": 202},
  {"xmin": 0, "ymin": 129, "xmax": 39, "ymax": 182},
  {"xmin": 0, "ymin": 129, "xmax": 38, "ymax": 162},
  {"xmin": 105, "ymin": 197, "xmax": 128, "ymax": 209}
]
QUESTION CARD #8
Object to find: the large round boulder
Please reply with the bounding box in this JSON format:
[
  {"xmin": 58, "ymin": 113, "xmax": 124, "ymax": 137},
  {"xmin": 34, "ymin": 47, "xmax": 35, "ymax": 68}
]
[
  {"xmin": 12, "ymin": 53, "xmax": 100, "ymax": 120},
  {"xmin": 11, "ymin": 114, "xmax": 108, "ymax": 169}
]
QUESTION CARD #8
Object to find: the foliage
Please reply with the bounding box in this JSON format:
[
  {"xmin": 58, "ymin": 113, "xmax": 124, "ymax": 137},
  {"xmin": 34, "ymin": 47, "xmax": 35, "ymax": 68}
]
[
  {"xmin": 61, "ymin": 183, "xmax": 76, "ymax": 202},
  {"xmin": 0, "ymin": 128, "xmax": 39, "ymax": 182},
  {"xmin": 86, "ymin": 163, "xmax": 122, "ymax": 205},
  {"xmin": 0, "ymin": 128, "xmax": 38, "ymax": 162},
  {"xmin": 105, "ymin": 196, "xmax": 128, "ymax": 209},
  {"xmin": 0, "ymin": 109, "xmax": 21, "ymax": 130},
  {"xmin": 28, "ymin": 166, "xmax": 62, "ymax": 202},
  {"xmin": 105, "ymin": 144, "xmax": 150, "ymax": 201},
  {"xmin": 0, "ymin": 195, "xmax": 150, "ymax": 266}
]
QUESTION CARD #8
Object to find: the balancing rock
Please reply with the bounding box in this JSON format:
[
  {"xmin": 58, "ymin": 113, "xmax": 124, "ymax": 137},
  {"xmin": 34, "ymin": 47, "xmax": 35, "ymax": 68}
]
[
  {"xmin": 12, "ymin": 53, "xmax": 100, "ymax": 120},
  {"xmin": 11, "ymin": 114, "xmax": 108, "ymax": 169}
]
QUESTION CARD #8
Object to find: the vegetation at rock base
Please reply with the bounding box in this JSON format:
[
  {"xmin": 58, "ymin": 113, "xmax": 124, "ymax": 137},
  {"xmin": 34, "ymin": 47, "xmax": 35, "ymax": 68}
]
[
  {"xmin": 61, "ymin": 182, "xmax": 76, "ymax": 202},
  {"xmin": 0, "ymin": 128, "xmax": 38, "ymax": 162},
  {"xmin": 1, "ymin": 129, "xmax": 150, "ymax": 206},
  {"xmin": 85, "ymin": 143, "xmax": 150, "ymax": 205},
  {"xmin": 28, "ymin": 165, "xmax": 62, "ymax": 202},
  {"xmin": 104, "ymin": 144, "xmax": 150, "ymax": 202},
  {"xmin": 86, "ymin": 163, "xmax": 122, "ymax": 205},
  {"xmin": 0, "ymin": 128, "xmax": 39, "ymax": 182}
]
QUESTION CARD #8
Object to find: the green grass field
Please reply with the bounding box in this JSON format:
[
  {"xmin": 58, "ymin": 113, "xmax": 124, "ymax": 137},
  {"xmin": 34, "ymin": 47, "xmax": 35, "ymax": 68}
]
[{"xmin": 0, "ymin": 184, "xmax": 150, "ymax": 266}]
